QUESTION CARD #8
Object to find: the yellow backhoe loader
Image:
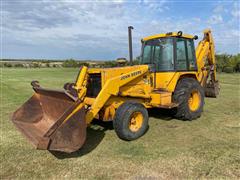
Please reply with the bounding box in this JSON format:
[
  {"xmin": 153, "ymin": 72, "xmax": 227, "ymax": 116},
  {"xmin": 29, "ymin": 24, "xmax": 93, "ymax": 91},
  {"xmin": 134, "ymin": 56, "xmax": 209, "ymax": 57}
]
[{"xmin": 12, "ymin": 27, "xmax": 219, "ymax": 153}]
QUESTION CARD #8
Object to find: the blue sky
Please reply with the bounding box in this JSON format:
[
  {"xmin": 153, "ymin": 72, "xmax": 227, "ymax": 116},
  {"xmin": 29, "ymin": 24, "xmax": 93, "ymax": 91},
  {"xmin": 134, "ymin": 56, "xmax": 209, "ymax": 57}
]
[{"xmin": 2, "ymin": 0, "xmax": 240, "ymax": 60}]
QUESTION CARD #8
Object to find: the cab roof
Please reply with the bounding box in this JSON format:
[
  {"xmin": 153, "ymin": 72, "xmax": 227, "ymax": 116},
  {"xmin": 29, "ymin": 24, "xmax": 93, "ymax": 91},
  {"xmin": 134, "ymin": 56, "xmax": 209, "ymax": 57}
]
[{"xmin": 142, "ymin": 32, "xmax": 194, "ymax": 42}]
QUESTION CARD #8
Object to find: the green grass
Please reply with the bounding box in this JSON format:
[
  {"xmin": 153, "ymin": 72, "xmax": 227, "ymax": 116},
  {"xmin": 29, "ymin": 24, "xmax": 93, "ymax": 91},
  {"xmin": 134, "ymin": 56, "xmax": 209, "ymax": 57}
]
[{"xmin": 1, "ymin": 68, "xmax": 240, "ymax": 179}]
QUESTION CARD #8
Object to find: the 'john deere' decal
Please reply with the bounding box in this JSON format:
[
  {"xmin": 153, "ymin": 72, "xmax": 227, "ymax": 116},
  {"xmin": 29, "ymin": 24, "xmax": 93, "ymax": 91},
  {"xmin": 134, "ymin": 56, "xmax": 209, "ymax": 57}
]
[{"xmin": 120, "ymin": 70, "xmax": 141, "ymax": 80}]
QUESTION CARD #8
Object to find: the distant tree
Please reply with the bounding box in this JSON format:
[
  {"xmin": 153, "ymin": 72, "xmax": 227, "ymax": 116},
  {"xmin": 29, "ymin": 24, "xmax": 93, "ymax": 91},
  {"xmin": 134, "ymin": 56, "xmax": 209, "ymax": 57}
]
[
  {"xmin": 63, "ymin": 59, "xmax": 78, "ymax": 67},
  {"xmin": 14, "ymin": 63, "xmax": 24, "ymax": 68},
  {"xmin": 33, "ymin": 63, "xmax": 40, "ymax": 68},
  {"xmin": 224, "ymin": 67, "xmax": 234, "ymax": 73},
  {"xmin": 235, "ymin": 62, "xmax": 240, "ymax": 72},
  {"xmin": 229, "ymin": 54, "xmax": 240, "ymax": 72},
  {"xmin": 104, "ymin": 61, "xmax": 118, "ymax": 67},
  {"xmin": 132, "ymin": 58, "xmax": 140, "ymax": 65},
  {"xmin": 78, "ymin": 62, "xmax": 89, "ymax": 67},
  {"xmin": 216, "ymin": 53, "xmax": 240, "ymax": 73},
  {"xmin": 4, "ymin": 63, "xmax": 12, "ymax": 67},
  {"xmin": 215, "ymin": 54, "xmax": 230, "ymax": 72}
]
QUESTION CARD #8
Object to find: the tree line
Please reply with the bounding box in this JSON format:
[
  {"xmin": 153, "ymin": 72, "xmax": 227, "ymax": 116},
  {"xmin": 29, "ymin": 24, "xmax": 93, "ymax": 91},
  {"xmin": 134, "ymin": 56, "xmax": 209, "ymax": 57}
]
[
  {"xmin": 1, "ymin": 54, "xmax": 239, "ymax": 73},
  {"xmin": 216, "ymin": 54, "xmax": 240, "ymax": 73},
  {"xmin": 62, "ymin": 54, "xmax": 240, "ymax": 72}
]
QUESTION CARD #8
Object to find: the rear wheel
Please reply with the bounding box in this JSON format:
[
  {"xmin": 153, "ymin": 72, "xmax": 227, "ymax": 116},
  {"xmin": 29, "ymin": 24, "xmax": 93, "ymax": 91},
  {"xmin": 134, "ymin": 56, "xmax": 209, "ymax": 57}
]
[
  {"xmin": 113, "ymin": 102, "xmax": 149, "ymax": 141},
  {"xmin": 172, "ymin": 78, "xmax": 204, "ymax": 120}
]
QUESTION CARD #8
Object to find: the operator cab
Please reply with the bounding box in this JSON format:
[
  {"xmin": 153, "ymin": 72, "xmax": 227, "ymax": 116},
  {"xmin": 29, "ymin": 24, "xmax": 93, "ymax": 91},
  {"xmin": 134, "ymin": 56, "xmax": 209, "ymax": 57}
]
[{"xmin": 140, "ymin": 32, "xmax": 198, "ymax": 72}]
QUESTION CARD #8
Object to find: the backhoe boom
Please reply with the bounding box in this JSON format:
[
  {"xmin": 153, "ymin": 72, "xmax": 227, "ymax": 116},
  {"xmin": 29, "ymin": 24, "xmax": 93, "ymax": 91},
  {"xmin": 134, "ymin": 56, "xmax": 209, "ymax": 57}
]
[{"xmin": 196, "ymin": 29, "xmax": 219, "ymax": 97}]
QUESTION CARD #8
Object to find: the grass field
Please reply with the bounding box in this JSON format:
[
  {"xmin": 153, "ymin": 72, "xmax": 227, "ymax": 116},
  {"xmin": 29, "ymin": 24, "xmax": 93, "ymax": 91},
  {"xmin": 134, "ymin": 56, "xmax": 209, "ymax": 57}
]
[{"xmin": 1, "ymin": 68, "xmax": 240, "ymax": 179}]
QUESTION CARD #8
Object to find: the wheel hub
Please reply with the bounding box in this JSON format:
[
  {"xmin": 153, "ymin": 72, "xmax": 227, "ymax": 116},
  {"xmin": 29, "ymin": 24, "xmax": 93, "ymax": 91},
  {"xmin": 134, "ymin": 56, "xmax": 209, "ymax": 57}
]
[
  {"xmin": 129, "ymin": 112, "xmax": 143, "ymax": 132},
  {"xmin": 188, "ymin": 90, "xmax": 201, "ymax": 111}
]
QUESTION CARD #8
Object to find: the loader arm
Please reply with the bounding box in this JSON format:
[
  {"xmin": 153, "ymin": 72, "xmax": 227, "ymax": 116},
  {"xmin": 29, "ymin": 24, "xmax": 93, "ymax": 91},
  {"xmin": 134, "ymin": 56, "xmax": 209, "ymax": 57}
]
[
  {"xmin": 85, "ymin": 65, "xmax": 149, "ymax": 124},
  {"xmin": 195, "ymin": 29, "xmax": 219, "ymax": 97}
]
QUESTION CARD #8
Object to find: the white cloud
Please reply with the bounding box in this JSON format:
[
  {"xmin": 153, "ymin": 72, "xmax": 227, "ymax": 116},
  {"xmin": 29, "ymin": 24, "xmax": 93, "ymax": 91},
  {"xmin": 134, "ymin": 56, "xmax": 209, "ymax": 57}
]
[
  {"xmin": 141, "ymin": 0, "xmax": 168, "ymax": 12},
  {"xmin": 213, "ymin": 4, "xmax": 225, "ymax": 13},
  {"xmin": 231, "ymin": 2, "xmax": 240, "ymax": 18},
  {"xmin": 112, "ymin": 0, "xmax": 125, "ymax": 4},
  {"xmin": 2, "ymin": 0, "xmax": 240, "ymax": 59},
  {"xmin": 208, "ymin": 14, "xmax": 223, "ymax": 25}
]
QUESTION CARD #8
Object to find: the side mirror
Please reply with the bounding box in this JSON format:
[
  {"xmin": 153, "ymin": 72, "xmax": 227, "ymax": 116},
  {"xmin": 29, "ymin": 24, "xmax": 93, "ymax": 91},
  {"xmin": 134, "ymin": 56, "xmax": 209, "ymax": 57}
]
[
  {"xmin": 177, "ymin": 31, "xmax": 183, "ymax": 36},
  {"xmin": 193, "ymin": 35, "xmax": 198, "ymax": 40}
]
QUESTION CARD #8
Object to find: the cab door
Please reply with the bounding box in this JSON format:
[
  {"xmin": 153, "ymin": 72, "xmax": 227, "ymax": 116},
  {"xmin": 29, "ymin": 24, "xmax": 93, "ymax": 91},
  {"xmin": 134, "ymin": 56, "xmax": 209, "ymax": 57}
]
[
  {"xmin": 141, "ymin": 37, "xmax": 197, "ymax": 91},
  {"xmin": 154, "ymin": 37, "xmax": 197, "ymax": 91},
  {"xmin": 153, "ymin": 37, "xmax": 176, "ymax": 90}
]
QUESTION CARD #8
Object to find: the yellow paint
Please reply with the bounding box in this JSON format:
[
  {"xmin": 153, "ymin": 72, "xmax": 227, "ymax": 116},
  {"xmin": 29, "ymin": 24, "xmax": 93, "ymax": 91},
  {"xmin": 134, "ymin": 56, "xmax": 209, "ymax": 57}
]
[
  {"xmin": 129, "ymin": 112, "xmax": 143, "ymax": 132},
  {"xmin": 150, "ymin": 92, "xmax": 172, "ymax": 106},
  {"xmin": 66, "ymin": 29, "xmax": 217, "ymax": 124},
  {"xmin": 142, "ymin": 32, "xmax": 194, "ymax": 41},
  {"xmin": 196, "ymin": 29, "xmax": 217, "ymax": 82},
  {"xmin": 105, "ymin": 96, "xmax": 149, "ymax": 109},
  {"xmin": 75, "ymin": 66, "xmax": 87, "ymax": 89},
  {"xmin": 103, "ymin": 105, "xmax": 115, "ymax": 121},
  {"xmin": 188, "ymin": 90, "xmax": 201, "ymax": 111},
  {"xmin": 84, "ymin": 97, "xmax": 95, "ymax": 105},
  {"xmin": 74, "ymin": 66, "xmax": 88, "ymax": 100},
  {"xmin": 154, "ymin": 72, "xmax": 199, "ymax": 92},
  {"xmin": 154, "ymin": 72, "xmax": 176, "ymax": 89},
  {"xmin": 62, "ymin": 103, "xmax": 84, "ymax": 124},
  {"xmin": 85, "ymin": 65, "xmax": 150, "ymax": 124}
]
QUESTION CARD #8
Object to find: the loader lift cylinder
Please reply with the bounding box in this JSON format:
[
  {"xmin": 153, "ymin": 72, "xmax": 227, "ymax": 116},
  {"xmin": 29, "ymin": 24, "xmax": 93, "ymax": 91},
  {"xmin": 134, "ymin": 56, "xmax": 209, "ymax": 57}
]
[{"xmin": 128, "ymin": 26, "xmax": 134, "ymax": 65}]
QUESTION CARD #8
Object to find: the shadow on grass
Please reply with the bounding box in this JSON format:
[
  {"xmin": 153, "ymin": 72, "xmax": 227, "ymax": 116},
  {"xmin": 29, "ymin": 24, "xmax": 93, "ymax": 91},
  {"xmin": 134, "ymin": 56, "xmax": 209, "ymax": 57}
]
[
  {"xmin": 50, "ymin": 120, "xmax": 113, "ymax": 159},
  {"xmin": 148, "ymin": 108, "xmax": 175, "ymax": 121},
  {"xmin": 51, "ymin": 108, "xmax": 178, "ymax": 159}
]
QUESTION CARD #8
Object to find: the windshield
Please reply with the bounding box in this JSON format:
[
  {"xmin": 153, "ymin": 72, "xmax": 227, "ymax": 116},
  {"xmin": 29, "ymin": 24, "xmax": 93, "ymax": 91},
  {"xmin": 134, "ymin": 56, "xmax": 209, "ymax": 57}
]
[{"xmin": 141, "ymin": 38, "xmax": 174, "ymax": 71}]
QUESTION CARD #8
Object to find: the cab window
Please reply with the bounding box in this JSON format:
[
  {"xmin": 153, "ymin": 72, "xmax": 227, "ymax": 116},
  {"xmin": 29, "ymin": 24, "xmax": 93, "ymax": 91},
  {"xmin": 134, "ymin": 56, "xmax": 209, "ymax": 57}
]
[
  {"xmin": 154, "ymin": 38, "xmax": 174, "ymax": 71},
  {"xmin": 141, "ymin": 37, "xmax": 197, "ymax": 72},
  {"xmin": 176, "ymin": 38, "xmax": 187, "ymax": 70},
  {"xmin": 142, "ymin": 45, "xmax": 152, "ymax": 64},
  {"xmin": 186, "ymin": 39, "xmax": 197, "ymax": 70},
  {"xmin": 141, "ymin": 38, "xmax": 174, "ymax": 71}
]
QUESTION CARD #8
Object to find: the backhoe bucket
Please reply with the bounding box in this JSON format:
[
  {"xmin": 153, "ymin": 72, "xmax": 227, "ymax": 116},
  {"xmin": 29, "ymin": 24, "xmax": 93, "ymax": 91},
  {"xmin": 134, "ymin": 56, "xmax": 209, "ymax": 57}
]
[
  {"xmin": 12, "ymin": 87, "xmax": 86, "ymax": 153},
  {"xmin": 205, "ymin": 80, "xmax": 220, "ymax": 98}
]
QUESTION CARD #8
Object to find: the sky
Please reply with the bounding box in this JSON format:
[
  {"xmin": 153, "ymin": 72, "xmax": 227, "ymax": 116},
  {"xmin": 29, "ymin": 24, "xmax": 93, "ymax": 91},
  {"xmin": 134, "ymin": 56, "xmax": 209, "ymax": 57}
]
[{"xmin": 1, "ymin": 0, "xmax": 240, "ymax": 60}]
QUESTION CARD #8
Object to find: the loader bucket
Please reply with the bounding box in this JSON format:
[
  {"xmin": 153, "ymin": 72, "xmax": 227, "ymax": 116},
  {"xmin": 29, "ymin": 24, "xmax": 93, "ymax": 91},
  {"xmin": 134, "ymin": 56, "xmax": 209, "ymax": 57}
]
[{"xmin": 12, "ymin": 87, "xmax": 86, "ymax": 153}]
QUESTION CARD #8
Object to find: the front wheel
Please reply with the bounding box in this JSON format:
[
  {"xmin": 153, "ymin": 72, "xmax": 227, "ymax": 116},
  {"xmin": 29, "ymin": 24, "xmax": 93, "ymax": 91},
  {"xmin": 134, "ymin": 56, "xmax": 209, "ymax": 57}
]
[
  {"xmin": 113, "ymin": 102, "xmax": 149, "ymax": 141},
  {"xmin": 172, "ymin": 78, "xmax": 204, "ymax": 120}
]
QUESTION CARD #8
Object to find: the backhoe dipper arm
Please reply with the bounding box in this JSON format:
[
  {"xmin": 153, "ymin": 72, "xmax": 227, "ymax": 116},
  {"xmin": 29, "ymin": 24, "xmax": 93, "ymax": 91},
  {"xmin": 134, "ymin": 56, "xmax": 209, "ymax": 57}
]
[
  {"xmin": 196, "ymin": 29, "xmax": 217, "ymax": 81},
  {"xmin": 85, "ymin": 65, "xmax": 149, "ymax": 124},
  {"xmin": 195, "ymin": 29, "xmax": 219, "ymax": 97}
]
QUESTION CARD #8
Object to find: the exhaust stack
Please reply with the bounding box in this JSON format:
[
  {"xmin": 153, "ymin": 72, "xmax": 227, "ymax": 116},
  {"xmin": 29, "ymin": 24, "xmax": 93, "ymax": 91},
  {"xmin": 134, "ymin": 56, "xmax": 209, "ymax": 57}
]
[{"xmin": 128, "ymin": 26, "xmax": 134, "ymax": 65}]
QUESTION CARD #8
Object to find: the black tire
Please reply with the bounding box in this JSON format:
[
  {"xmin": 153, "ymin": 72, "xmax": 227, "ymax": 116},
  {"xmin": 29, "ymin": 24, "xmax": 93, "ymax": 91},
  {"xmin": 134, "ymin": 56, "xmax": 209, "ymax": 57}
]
[
  {"xmin": 113, "ymin": 102, "xmax": 149, "ymax": 141},
  {"xmin": 172, "ymin": 78, "xmax": 204, "ymax": 120}
]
